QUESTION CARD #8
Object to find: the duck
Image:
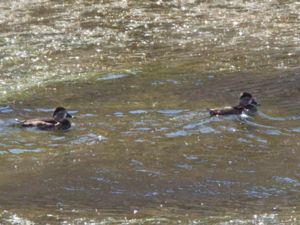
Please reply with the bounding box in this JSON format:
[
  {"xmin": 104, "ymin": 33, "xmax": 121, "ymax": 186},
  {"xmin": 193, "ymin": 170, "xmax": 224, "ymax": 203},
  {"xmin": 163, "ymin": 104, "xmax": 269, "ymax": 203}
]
[
  {"xmin": 19, "ymin": 106, "xmax": 74, "ymax": 130},
  {"xmin": 209, "ymin": 92, "xmax": 259, "ymax": 116}
]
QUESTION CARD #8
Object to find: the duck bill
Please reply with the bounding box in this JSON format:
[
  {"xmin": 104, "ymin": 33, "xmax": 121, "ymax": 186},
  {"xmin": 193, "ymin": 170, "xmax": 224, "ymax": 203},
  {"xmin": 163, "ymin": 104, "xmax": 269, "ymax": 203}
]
[
  {"xmin": 66, "ymin": 113, "xmax": 74, "ymax": 118},
  {"xmin": 251, "ymin": 99, "xmax": 260, "ymax": 106}
]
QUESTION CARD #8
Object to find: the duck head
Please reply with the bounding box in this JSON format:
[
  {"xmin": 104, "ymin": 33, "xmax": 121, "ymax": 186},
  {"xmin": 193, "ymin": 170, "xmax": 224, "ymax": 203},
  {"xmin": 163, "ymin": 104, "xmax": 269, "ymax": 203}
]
[
  {"xmin": 53, "ymin": 107, "xmax": 73, "ymax": 122},
  {"xmin": 239, "ymin": 92, "xmax": 259, "ymax": 107}
]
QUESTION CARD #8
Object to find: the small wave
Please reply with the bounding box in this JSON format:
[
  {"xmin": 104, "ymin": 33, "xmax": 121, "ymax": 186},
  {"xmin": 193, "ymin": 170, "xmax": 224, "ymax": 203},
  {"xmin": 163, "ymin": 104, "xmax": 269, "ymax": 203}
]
[
  {"xmin": 291, "ymin": 127, "xmax": 300, "ymax": 133},
  {"xmin": 0, "ymin": 105, "xmax": 13, "ymax": 113},
  {"xmin": 244, "ymin": 186, "xmax": 286, "ymax": 199},
  {"xmin": 242, "ymin": 119, "xmax": 276, "ymax": 129},
  {"xmin": 157, "ymin": 109, "xmax": 186, "ymax": 116},
  {"xmin": 97, "ymin": 73, "xmax": 128, "ymax": 81},
  {"xmin": 273, "ymin": 176, "xmax": 300, "ymax": 187},
  {"xmin": 71, "ymin": 133, "xmax": 108, "ymax": 145},
  {"xmin": 129, "ymin": 109, "xmax": 149, "ymax": 115},
  {"xmin": 165, "ymin": 130, "xmax": 188, "ymax": 138},
  {"xmin": 9, "ymin": 148, "xmax": 43, "ymax": 154},
  {"xmin": 258, "ymin": 111, "xmax": 300, "ymax": 121}
]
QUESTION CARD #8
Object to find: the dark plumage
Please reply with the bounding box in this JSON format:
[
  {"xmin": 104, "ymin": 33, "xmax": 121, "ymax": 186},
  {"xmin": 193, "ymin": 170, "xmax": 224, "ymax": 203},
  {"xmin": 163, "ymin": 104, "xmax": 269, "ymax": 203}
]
[
  {"xmin": 209, "ymin": 92, "xmax": 259, "ymax": 116},
  {"xmin": 19, "ymin": 106, "xmax": 73, "ymax": 130}
]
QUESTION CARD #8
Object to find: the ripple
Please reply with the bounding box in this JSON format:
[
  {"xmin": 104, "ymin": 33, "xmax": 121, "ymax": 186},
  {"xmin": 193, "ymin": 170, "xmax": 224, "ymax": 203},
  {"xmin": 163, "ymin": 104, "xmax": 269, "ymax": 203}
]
[
  {"xmin": 63, "ymin": 186, "xmax": 86, "ymax": 192},
  {"xmin": 157, "ymin": 109, "xmax": 186, "ymax": 116},
  {"xmin": 71, "ymin": 133, "xmax": 108, "ymax": 145},
  {"xmin": 144, "ymin": 191, "xmax": 159, "ymax": 197},
  {"xmin": 247, "ymin": 134, "xmax": 268, "ymax": 145},
  {"xmin": 97, "ymin": 73, "xmax": 128, "ymax": 81},
  {"xmin": 136, "ymin": 169, "xmax": 161, "ymax": 177},
  {"xmin": 80, "ymin": 113, "xmax": 97, "ymax": 117},
  {"xmin": 291, "ymin": 127, "xmax": 300, "ymax": 133},
  {"xmin": 264, "ymin": 129, "xmax": 282, "ymax": 136},
  {"xmin": 151, "ymin": 79, "xmax": 180, "ymax": 86},
  {"xmin": 243, "ymin": 119, "xmax": 276, "ymax": 129},
  {"xmin": 130, "ymin": 159, "xmax": 143, "ymax": 167},
  {"xmin": 258, "ymin": 112, "xmax": 300, "ymax": 121},
  {"xmin": 176, "ymin": 163, "xmax": 193, "ymax": 170},
  {"xmin": 136, "ymin": 127, "xmax": 151, "ymax": 131},
  {"xmin": 198, "ymin": 125, "xmax": 217, "ymax": 134},
  {"xmin": 129, "ymin": 110, "xmax": 148, "ymax": 115},
  {"xmin": 114, "ymin": 112, "xmax": 124, "ymax": 117},
  {"xmin": 244, "ymin": 186, "xmax": 286, "ymax": 199},
  {"xmin": 165, "ymin": 130, "xmax": 188, "ymax": 138},
  {"xmin": 0, "ymin": 105, "xmax": 13, "ymax": 113},
  {"xmin": 273, "ymin": 176, "xmax": 300, "ymax": 187},
  {"xmin": 9, "ymin": 148, "xmax": 43, "ymax": 154},
  {"xmin": 185, "ymin": 155, "xmax": 199, "ymax": 160},
  {"xmin": 238, "ymin": 138, "xmax": 252, "ymax": 144}
]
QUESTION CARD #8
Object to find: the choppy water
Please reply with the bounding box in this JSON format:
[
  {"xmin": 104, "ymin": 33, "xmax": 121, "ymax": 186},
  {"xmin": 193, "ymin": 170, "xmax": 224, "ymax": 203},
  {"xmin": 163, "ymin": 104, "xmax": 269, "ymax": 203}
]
[{"xmin": 0, "ymin": 0, "xmax": 300, "ymax": 224}]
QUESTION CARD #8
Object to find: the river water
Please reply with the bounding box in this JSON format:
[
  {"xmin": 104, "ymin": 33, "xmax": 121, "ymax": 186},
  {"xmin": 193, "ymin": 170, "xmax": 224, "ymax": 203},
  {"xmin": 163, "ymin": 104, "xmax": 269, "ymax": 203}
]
[{"xmin": 0, "ymin": 0, "xmax": 300, "ymax": 224}]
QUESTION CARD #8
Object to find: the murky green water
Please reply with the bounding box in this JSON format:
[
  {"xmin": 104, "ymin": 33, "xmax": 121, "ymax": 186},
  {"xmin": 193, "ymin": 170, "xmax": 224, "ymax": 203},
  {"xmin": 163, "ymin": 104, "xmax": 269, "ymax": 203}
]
[{"xmin": 0, "ymin": 0, "xmax": 300, "ymax": 224}]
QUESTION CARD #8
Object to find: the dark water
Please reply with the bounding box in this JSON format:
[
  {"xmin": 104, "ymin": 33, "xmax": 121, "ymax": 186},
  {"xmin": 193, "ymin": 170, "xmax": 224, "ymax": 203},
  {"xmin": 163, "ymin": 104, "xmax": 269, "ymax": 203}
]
[{"xmin": 0, "ymin": 0, "xmax": 300, "ymax": 224}]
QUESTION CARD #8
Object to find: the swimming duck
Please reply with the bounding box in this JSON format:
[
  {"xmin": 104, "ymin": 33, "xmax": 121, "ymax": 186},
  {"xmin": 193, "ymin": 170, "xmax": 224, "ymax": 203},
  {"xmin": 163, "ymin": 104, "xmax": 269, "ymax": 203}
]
[
  {"xmin": 209, "ymin": 92, "xmax": 259, "ymax": 116},
  {"xmin": 19, "ymin": 107, "xmax": 73, "ymax": 130}
]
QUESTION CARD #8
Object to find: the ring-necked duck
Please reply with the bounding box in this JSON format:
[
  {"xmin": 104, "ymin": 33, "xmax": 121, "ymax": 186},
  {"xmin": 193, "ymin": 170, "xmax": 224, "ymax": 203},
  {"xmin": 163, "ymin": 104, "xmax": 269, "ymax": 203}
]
[
  {"xmin": 19, "ymin": 106, "xmax": 74, "ymax": 130},
  {"xmin": 209, "ymin": 92, "xmax": 259, "ymax": 116}
]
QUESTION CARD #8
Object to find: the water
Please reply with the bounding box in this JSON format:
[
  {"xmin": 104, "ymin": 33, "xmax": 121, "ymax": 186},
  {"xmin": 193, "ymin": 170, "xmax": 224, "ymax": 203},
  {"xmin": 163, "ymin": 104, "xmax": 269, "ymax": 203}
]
[{"xmin": 0, "ymin": 0, "xmax": 300, "ymax": 224}]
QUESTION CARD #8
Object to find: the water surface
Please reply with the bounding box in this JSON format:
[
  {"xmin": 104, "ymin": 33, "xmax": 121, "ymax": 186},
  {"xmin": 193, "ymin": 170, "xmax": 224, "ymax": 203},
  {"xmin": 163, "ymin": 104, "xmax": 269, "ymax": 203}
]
[{"xmin": 0, "ymin": 0, "xmax": 300, "ymax": 224}]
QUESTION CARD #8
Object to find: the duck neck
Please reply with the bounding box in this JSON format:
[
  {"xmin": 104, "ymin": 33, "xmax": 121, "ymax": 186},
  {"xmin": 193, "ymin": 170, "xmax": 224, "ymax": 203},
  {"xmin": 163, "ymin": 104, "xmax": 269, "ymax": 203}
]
[{"xmin": 55, "ymin": 119, "xmax": 71, "ymax": 130}]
